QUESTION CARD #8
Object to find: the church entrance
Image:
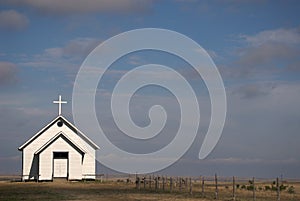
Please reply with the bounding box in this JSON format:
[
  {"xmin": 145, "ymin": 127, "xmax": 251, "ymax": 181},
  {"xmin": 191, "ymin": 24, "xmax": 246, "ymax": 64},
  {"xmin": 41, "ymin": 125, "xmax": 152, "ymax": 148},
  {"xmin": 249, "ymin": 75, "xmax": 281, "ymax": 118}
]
[{"xmin": 53, "ymin": 152, "xmax": 68, "ymax": 178}]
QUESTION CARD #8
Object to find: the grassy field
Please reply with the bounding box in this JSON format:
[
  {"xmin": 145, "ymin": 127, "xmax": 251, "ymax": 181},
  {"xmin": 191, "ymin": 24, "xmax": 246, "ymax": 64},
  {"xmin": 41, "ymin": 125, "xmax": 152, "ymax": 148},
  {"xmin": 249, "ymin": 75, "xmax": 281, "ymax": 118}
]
[{"xmin": 0, "ymin": 178, "xmax": 299, "ymax": 201}]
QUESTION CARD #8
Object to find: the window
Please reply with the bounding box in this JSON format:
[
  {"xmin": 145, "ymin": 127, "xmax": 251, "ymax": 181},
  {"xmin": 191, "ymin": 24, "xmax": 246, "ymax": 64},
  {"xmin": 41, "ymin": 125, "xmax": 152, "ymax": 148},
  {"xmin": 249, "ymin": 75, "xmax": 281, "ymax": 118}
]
[{"xmin": 53, "ymin": 152, "xmax": 68, "ymax": 159}]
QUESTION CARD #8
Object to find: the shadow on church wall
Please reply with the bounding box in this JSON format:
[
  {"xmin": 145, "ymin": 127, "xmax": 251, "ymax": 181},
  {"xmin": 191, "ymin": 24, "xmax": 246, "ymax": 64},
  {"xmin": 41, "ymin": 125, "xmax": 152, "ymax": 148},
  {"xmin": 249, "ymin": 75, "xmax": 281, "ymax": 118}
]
[{"xmin": 29, "ymin": 155, "xmax": 39, "ymax": 180}]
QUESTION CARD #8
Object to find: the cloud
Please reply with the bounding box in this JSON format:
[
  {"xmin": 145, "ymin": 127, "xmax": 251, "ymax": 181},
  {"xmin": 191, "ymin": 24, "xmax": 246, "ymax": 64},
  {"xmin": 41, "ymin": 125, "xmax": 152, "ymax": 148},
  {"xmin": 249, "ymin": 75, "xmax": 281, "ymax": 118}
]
[
  {"xmin": 45, "ymin": 37, "xmax": 101, "ymax": 59},
  {"xmin": 225, "ymin": 28, "xmax": 300, "ymax": 78},
  {"xmin": 0, "ymin": 10, "xmax": 29, "ymax": 30},
  {"xmin": 2, "ymin": 0, "xmax": 153, "ymax": 15},
  {"xmin": 20, "ymin": 37, "xmax": 101, "ymax": 70},
  {"xmin": 231, "ymin": 82, "xmax": 276, "ymax": 99},
  {"xmin": 241, "ymin": 28, "xmax": 300, "ymax": 46},
  {"xmin": 0, "ymin": 62, "xmax": 18, "ymax": 85}
]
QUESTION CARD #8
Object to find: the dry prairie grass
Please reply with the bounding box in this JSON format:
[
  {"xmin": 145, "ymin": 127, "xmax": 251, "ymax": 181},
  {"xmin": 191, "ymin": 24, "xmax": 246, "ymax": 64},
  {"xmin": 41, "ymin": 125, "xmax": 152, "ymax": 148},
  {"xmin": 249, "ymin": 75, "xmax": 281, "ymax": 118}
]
[{"xmin": 0, "ymin": 178, "xmax": 299, "ymax": 201}]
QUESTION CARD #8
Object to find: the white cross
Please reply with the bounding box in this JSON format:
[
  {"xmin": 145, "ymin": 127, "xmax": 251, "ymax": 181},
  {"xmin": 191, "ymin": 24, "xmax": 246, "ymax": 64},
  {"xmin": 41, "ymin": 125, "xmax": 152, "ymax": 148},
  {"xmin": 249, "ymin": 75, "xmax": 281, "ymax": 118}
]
[{"xmin": 53, "ymin": 95, "xmax": 67, "ymax": 115}]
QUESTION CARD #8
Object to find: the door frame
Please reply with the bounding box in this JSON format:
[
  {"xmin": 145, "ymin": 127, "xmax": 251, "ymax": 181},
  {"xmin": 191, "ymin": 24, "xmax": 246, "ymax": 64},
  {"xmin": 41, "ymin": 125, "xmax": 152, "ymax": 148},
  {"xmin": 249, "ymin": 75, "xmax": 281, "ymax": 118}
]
[{"xmin": 52, "ymin": 151, "xmax": 69, "ymax": 179}]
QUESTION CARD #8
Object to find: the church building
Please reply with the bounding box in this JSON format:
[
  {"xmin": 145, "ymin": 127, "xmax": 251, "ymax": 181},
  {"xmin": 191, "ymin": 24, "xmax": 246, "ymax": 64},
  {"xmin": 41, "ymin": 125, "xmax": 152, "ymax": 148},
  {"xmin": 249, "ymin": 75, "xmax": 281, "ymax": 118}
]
[{"xmin": 18, "ymin": 95, "xmax": 99, "ymax": 181}]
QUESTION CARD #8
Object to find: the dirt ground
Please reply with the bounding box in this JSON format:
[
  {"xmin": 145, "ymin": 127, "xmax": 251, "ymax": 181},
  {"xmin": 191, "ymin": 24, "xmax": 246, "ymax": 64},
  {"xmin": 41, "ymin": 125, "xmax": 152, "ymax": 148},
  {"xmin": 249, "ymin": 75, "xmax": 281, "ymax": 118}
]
[{"xmin": 0, "ymin": 178, "xmax": 299, "ymax": 201}]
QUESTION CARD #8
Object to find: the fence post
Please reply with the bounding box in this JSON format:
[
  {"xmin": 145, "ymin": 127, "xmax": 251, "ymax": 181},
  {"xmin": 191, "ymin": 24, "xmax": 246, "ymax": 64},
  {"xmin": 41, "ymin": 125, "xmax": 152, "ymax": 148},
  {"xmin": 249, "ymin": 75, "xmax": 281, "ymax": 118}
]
[
  {"xmin": 162, "ymin": 176, "xmax": 165, "ymax": 191},
  {"xmin": 201, "ymin": 176, "xmax": 205, "ymax": 197},
  {"xmin": 185, "ymin": 177, "xmax": 188, "ymax": 191},
  {"xmin": 215, "ymin": 174, "xmax": 218, "ymax": 200},
  {"xmin": 136, "ymin": 177, "xmax": 140, "ymax": 190},
  {"xmin": 149, "ymin": 175, "xmax": 152, "ymax": 189},
  {"xmin": 189, "ymin": 177, "xmax": 193, "ymax": 195},
  {"xmin": 252, "ymin": 177, "xmax": 255, "ymax": 201},
  {"xmin": 179, "ymin": 177, "xmax": 182, "ymax": 192},
  {"xmin": 143, "ymin": 176, "xmax": 146, "ymax": 189},
  {"xmin": 277, "ymin": 177, "xmax": 280, "ymax": 201},
  {"xmin": 233, "ymin": 176, "xmax": 236, "ymax": 201},
  {"xmin": 170, "ymin": 177, "xmax": 173, "ymax": 193},
  {"xmin": 155, "ymin": 176, "xmax": 158, "ymax": 191}
]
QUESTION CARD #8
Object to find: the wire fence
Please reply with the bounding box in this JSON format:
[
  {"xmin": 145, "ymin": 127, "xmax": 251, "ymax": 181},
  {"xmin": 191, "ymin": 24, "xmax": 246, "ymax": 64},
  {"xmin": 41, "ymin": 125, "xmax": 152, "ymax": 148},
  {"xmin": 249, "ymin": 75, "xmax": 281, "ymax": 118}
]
[
  {"xmin": 1, "ymin": 174, "xmax": 299, "ymax": 200},
  {"xmin": 108, "ymin": 174, "xmax": 299, "ymax": 201}
]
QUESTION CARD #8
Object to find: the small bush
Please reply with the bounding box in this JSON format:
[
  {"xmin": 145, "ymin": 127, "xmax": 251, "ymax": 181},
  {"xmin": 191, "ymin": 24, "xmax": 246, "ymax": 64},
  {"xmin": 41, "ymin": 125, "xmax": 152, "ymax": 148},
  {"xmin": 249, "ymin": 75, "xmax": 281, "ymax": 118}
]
[
  {"xmin": 247, "ymin": 185, "xmax": 254, "ymax": 191},
  {"xmin": 236, "ymin": 184, "xmax": 240, "ymax": 189},
  {"xmin": 287, "ymin": 186, "xmax": 295, "ymax": 194},
  {"xmin": 241, "ymin": 185, "xmax": 246, "ymax": 189},
  {"xmin": 280, "ymin": 184, "xmax": 287, "ymax": 191},
  {"xmin": 271, "ymin": 186, "xmax": 277, "ymax": 191},
  {"xmin": 265, "ymin": 186, "xmax": 271, "ymax": 191}
]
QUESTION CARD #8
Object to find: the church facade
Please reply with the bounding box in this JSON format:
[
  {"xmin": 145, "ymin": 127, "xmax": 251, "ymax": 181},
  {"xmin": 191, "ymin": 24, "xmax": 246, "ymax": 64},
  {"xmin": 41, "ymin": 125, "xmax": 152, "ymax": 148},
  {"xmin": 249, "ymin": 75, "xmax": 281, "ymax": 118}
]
[{"xmin": 18, "ymin": 96, "xmax": 99, "ymax": 181}]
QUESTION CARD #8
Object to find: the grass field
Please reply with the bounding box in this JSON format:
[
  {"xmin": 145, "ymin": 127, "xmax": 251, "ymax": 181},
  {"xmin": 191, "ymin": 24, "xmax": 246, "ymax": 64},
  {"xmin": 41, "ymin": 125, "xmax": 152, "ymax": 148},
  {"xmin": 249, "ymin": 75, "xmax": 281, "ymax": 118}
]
[{"xmin": 0, "ymin": 177, "xmax": 299, "ymax": 201}]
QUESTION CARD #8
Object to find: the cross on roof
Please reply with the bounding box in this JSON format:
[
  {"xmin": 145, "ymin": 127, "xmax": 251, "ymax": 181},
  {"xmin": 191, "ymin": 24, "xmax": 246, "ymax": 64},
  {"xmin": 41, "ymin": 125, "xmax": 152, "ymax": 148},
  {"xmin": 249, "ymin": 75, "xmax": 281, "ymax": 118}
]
[{"xmin": 53, "ymin": 95, "xmax": 67, "ymax": 115}]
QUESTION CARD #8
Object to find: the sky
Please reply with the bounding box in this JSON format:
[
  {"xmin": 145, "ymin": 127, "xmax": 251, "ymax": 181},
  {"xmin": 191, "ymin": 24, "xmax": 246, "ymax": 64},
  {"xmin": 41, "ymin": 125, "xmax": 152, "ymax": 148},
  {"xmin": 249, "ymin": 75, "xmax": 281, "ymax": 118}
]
[{"xmin": 0, "ymin": 0, "xmax": 300, "ymax": 178}]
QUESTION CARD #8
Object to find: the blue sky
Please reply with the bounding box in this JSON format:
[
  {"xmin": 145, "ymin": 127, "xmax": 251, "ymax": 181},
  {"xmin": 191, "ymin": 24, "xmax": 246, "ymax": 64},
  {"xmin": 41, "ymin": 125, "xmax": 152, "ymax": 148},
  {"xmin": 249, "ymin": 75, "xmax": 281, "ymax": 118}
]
[{"xmin": 1, "ymin": 0, "xmax": 300, "ymax": 178}]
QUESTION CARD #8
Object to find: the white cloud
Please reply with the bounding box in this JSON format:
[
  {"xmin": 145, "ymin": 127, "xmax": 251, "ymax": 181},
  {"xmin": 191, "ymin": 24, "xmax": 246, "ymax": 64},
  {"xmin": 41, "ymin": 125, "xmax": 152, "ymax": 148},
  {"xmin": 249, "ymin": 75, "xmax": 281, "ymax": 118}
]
[
  {"xmin": 19, "ymin": 37, "xmax": 101, "ymax": 70},
  {"xmin": 0, "ymin": 10, "xmax": 29, "ymax": 30},
  {"xmin": 0, "ymin": 61, "xmax": 18, "ymax": 85},
  {"xmin": 224, "ymin": 27, "xmax": 300, "ymax": 78},
  {"xmin": 231, "ymin": 82, "xmax": 276, "ymax": 99},
  {"xmin": 241, "ymin": 28, "xmax": 300, "ymax": 46},
  {"xmin": 61, "ymin": 38, "xmax": 101, "ymax": 57},
  {"xmin": 3, "ymin": 0, "xmax": 153, "ymax": 15},
  {"xmin": 237, "ymin": 28, "xmax": 300, "ymax": 67}
]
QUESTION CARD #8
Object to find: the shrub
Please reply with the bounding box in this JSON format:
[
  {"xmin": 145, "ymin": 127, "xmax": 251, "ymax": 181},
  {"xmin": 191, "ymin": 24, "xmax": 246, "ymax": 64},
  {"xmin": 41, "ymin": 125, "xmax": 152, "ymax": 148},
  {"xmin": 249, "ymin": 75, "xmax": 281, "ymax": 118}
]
[
  {"xmin": 247, "ymin": 185, "xmax": 254, "ymax": 191},
  {"xmin": 287, "ymin": 186, "xmax": 295, "ymax": 194},
  {"xmin": 280, "ymin": 184, "xmax": 287, "ymax": 191},
  {"xmin": 265, "ymin": 186, "xmax": 271, "ymax": 191},
  {"xmin": 271, "ymin": 186, "xmax": 277, "ymax": 191}
]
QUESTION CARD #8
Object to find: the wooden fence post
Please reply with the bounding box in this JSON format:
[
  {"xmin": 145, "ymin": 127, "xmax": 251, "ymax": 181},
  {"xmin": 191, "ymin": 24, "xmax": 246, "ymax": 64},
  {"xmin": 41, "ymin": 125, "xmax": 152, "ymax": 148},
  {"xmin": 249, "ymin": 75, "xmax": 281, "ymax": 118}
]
[
  {"xmin": 215, "ymin": 174, "xmax": 218, "ymax": 200},
  {"xmin": 179, "ymin": 177, "xmax": 182, "ymax": 192},
  {"xmin": 149, "ymin": 175, "xmax": 152, "ymax": 189},
  {"xmin": 277, "ymin": 177, "xmax": 280, "ymax": 201},
  {"xmin": 185, "ymin": 177, "xmax": 188, "ymax": 191},
  {"xmin": 201, "ymin": 176, "xmax": 205, "ymax": 197},
  {"xmin": 233, "ymin": 176, "xmax": 236, "ymax": 201},
  {"xmin": 155, "ymin": 176, "xmax": 158, "ymax": 191},
  {"xmin": 136, "ymin": 177, "xmax": 140, "ymax": 190},
  {"xmin": 189, "ymin": 177, "xmax": 193, "ymax": 195},
  {"xmin": 252, "ymin": 177, "xmax": 255, "ymax": 201},
  {"xmin": 170, "ymin": 177, "xmax": 173, "ymax": 193},
  {"xmin": 162, "ymin": 176, "xmax": 165, "ymax": 191},
  {"xmin": 143, "ymin": 176, "xmax": 146, "ymax": 189}
]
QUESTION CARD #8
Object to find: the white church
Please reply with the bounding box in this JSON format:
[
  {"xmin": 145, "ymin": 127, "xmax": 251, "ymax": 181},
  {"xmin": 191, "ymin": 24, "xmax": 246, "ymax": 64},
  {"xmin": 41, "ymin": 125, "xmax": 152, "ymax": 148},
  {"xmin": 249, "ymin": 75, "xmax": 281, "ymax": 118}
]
[{"xmin": 18, "ymin": 95, "xmax": 99, "ymax": 181}]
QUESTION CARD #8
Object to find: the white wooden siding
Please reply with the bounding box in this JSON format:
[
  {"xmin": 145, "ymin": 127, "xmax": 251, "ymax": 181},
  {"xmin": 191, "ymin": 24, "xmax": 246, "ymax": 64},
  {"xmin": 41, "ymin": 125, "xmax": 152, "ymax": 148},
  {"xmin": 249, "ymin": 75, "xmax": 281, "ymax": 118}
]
[{"xmin": 22, "ymin": 118, "xmax": 96, "ymax": 181}]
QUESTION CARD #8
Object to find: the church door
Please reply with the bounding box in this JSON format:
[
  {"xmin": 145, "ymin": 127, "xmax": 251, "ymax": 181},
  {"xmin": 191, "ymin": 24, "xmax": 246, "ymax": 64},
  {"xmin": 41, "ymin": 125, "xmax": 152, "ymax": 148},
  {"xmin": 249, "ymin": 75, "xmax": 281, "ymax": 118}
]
[{"xmin": 53, "ymin": 152, "xmax": 68, "ymax": 178}]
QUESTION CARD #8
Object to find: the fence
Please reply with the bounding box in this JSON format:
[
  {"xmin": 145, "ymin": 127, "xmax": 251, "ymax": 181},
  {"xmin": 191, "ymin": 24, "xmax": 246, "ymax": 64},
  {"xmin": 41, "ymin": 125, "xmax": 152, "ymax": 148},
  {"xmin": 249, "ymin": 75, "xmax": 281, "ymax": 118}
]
[
  {"xmin": 132, "ymin": 174, "xmax": 297, "ymax": 200},
  {"xmin": 1, "ymin": 174, "xmax": 298, "ymax": 200}
]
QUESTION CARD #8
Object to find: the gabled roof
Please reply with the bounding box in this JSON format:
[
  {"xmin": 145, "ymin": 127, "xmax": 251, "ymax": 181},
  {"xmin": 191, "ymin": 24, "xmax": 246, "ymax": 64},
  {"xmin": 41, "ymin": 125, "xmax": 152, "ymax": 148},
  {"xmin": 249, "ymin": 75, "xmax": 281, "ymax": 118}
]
[
  {"xmin": 18, "ymin": 115, "xmax": 99, "ymax": 151},
  {"xmin": 35, "ymin": 132, "xmax": 86, "ymax": 155}
]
